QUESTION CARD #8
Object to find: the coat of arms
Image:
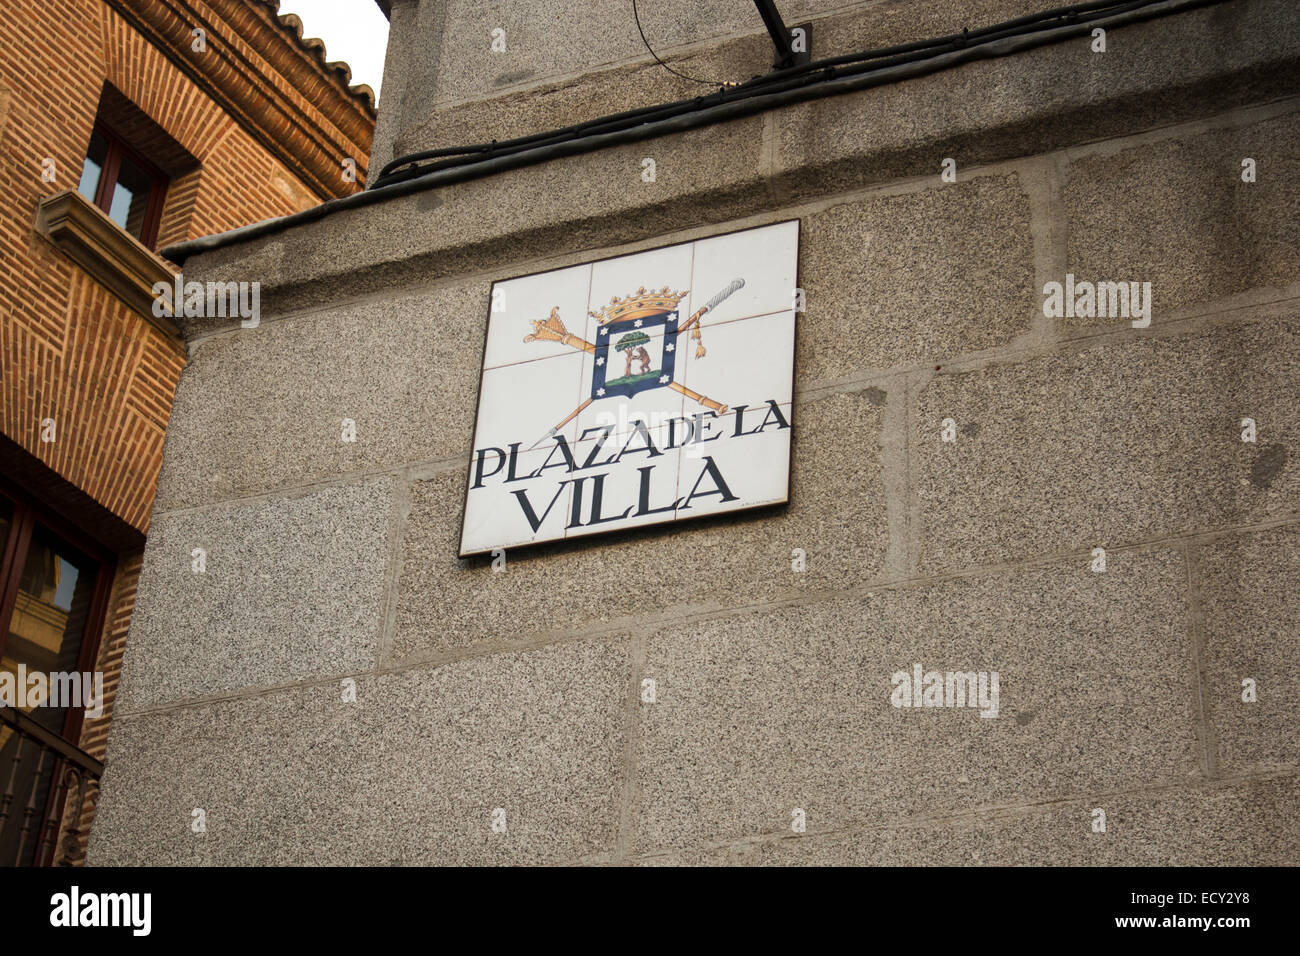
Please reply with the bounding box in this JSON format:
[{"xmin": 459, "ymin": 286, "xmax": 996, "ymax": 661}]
[{"xmin": 521, "ymin": 278, "xmax": 745, "ymax": 447}]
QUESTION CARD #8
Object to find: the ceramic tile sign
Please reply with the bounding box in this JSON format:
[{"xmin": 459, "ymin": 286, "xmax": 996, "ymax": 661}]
[{"xmin": 459, "ymin": 220, "xmax": 799, "ymax": 556}]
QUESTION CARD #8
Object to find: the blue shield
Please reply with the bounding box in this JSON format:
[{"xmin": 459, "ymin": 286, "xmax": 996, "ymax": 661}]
[{"xmin": 591, "ymin": 310, "xmax": 678, "ymax": 401}]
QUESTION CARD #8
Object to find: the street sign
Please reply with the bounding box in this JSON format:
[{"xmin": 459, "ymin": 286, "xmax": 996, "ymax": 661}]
[{"xmin": 459, "ymin": 219, "xmax": 799, "ymax": 556}]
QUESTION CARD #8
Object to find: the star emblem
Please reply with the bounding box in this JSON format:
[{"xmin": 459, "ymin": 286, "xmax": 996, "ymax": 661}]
[
  {"xmin": 596, "ymin": 387, "xmax": 606, "ymax": 397},
  {"xmin": 633, "ymin": 319, "xmax": 643, "ymax": 327},
  {"xmin": 665, "ymin": 343, "xmax": 675, "ymax": 352},
  {"xmin": 595, "ymin": 357, "xmax": 604, "ymax": 366},
  {"xmin": 599, "ymin": 327, "xmax": 608, "ymax": 336},
  {"xmin": 659, "ymin": 375, "xmax": 669, "ymax": 384}
]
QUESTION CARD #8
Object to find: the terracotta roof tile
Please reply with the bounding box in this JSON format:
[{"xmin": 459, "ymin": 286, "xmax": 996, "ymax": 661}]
[{"xmin": 263, "ymin": 3, "xmax": 377, "ymax": 115}]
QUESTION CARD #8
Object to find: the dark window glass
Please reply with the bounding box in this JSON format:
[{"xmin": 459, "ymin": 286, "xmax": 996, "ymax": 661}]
[
  {"xmin": 5, "ymin": 527, "xmax": 96, "ymax": 734},
  {"xmin": 107, "ymin": 153, "xmax": 154, "ymax": 241},
  {"xmin": 0, "ymin": 491, "xmax": 107, "ymax": 867},
  {"xmin": 77, "ymin": 131, "xmax": 108, "ymax": 204}
]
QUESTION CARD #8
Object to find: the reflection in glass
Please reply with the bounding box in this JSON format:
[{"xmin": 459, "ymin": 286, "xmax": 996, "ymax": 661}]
[
  {"xmin": 4, "ymin": 528, "xmax": 93, "ymax": 732},
  {"xmin": 77, "ymin": 131, "xmax": 108, "ymax": 204},
  {"xmin": 108, "ymin": 153, "xmax": 153, "ymax": 240},
  {"xmin": 0, "ymin": 526, "xmax": 96, "ymax": 866}
]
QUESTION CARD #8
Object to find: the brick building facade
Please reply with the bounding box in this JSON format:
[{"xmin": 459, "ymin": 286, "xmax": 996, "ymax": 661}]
[{"xmin": 0, "ymin": 0, "xmax": 374, "ymax": 864}]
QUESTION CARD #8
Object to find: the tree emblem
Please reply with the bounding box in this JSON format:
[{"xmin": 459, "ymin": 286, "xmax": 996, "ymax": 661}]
[{"xmin": 614, "ymin": 330, "xmax": 652, "ymax": 379}]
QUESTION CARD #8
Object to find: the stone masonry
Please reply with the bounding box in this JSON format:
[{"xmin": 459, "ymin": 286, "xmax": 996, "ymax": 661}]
[{"xmin": 88, "ymin": 0, "xmax": 1300, "ymax": 864}]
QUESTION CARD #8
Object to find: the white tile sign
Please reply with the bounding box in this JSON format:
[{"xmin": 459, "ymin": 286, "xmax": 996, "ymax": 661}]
[{"xmin": 459, "ymin": 220, "xmax": 799, "ymax": 556}]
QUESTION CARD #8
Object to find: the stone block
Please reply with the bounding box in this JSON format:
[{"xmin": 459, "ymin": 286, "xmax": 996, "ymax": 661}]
[
  {"xmin": 117, "ymin": 479, "xmax": 393, "ymax": 712},
  {"xmin": 92, "ymin": 639, "xmax": 628, "ymax": 864},
  {"xmin": 914, "ymin": 315, "xmax": 1300, "ymax": 572},
  {"xmin": 633, "ymin": 546, "xmax": 1197, "ymax": 853}
]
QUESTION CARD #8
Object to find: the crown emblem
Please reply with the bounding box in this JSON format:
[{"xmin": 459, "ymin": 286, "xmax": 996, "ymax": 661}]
[{"xmin": 589, "ymin": 286, "xmax": 687, "ymax": 325}]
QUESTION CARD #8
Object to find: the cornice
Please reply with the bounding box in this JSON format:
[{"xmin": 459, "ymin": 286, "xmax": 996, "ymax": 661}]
[
  {"xmin": 104, "ymin": 0, "xmax": 374, "ymax": 199},
  {"xmin": 35, "ymin": 190, "xmax": 186, "ymax": 355}
]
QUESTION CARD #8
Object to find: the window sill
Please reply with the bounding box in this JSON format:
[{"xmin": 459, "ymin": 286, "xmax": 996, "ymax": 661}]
[{"xmin": 34, "ymin": 190, "xmax": 185, "ymax": 353}]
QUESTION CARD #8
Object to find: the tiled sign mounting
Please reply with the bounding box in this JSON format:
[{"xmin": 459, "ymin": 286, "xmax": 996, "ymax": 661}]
[{"xmin": 459, "ymin": 220, "xmax": 799, "ymax": 556}]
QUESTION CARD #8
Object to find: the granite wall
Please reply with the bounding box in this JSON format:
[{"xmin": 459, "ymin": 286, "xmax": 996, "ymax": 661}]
[{"xmin": 88, "ymin": 0, "xmax": 1300, "ymax": 864}]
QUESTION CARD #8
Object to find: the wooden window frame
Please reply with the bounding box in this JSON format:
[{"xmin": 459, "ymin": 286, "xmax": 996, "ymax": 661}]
[
  {"xmin": 0, "ymin": 476, "xmax": 114, "ymax": 866},
  {"xmin": 84, "ymin": 122, "xmax": 169, "ymax": 250}
]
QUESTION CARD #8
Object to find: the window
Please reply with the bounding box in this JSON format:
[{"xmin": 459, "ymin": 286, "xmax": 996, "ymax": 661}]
[
  {"xmin": 0, "ymin": 483, "xmax": 111, "ymax": 866},
  {"xmin": 77, "ymin": 124, "xmax": 168, "ymax": 249}
]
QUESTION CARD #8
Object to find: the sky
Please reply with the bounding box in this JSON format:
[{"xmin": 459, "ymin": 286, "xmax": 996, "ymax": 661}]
[{"xmin": 279, "ymin": 0, "xmax": 391, "ymax": 102}]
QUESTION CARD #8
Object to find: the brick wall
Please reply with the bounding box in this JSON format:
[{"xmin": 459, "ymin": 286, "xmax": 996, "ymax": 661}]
[
  {"xmin": 0, "ymin": 0, "xmax": 374, "ymax": 864},
  {"xmin": 0, "ymin": 0, "xmax": 364, "ymax": 534}
]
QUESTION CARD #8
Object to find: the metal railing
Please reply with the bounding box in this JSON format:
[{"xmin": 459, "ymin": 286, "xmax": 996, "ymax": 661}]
[{"xmin": 0, "ymin": 705, "xmax": 102, "ymax": 866}]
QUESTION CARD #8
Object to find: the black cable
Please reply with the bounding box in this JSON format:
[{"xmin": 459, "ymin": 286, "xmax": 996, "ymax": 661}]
[
  {"xmin": 164, "ymin": 0, "xmax": 1224, "ymax": 261},
  {"xmin": 739, "ymin": 0, "xmax": 1141, "ymax": 83},
  {"xmin": 374, "ymin": 0, "xmax": 1155, "ymax": 187},
  {"xmin": 631, "ymin": 0, "xmax": 733, "ymax": 89}
]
